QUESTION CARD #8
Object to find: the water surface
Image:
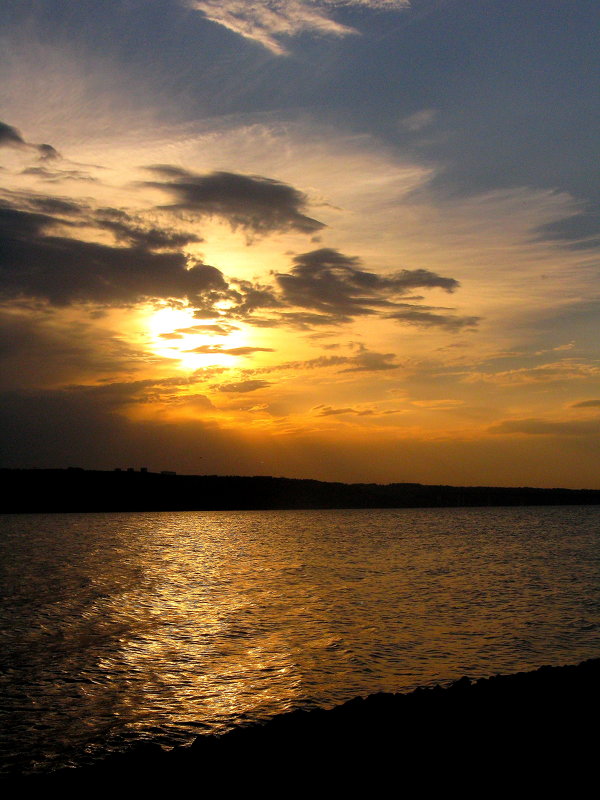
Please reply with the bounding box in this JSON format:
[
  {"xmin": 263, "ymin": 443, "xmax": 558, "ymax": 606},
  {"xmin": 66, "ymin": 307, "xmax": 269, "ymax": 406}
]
[{"xmin": 1, "ymin": 506, "xmax": 598, "ymax": 774}]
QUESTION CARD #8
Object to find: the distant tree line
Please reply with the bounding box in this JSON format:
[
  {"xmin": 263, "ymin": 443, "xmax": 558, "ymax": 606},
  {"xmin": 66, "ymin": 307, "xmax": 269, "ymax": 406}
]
[{"xmin": 1, "ymin": 468, "xmax": 599, "ymax": 513}]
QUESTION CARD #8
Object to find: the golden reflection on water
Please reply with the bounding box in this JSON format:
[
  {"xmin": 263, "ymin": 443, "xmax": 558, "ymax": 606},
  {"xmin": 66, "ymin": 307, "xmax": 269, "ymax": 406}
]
[
  {"xmin": 1, "ymin": 506, "xmax": 599, "ymax": 773},
  {"xmin": 79, "ymin": 515, "xmax": 312, "ymax": 738}
]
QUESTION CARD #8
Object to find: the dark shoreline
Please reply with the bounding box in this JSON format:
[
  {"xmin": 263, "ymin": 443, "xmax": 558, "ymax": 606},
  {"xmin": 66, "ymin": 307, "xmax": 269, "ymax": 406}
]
[
  {"xmin": 2, "ymin": 468, "xmax": 600, "ymax": 513},
  {"xmin": 7, "ymin": 658, "xmax": 599, "ymax": 790}
]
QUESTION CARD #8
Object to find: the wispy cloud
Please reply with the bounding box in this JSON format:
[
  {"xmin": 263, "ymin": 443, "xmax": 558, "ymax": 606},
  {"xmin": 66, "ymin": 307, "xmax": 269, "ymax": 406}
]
[
  {"xmin": 184, "ymin": 344, "xmax": 274, "ymax": 356},
  {"xmin": 243, "ymin": 354, "xmax": 349, "ymax": 373},
  {"xmin": 189, "ymin": 1, "xmax": 409, "ymax": 55},
  {"xmin": 399, "ymin": 109, "xmax": 437, "ymax": 132},
  {"xmin": 571, "ymin": 399, "xmax": 600, "ymax": 409},
  {"xmin": 165, "ymin": 323, "xmax": 240, "ymax": 338},
  {"xmin": 242, "ymin": 347, "xmax": 399, "ymax": 374},
  {"xmin": 489, "ymin": 417, "xmax": 600, "ymax": 437},
  {"xmin": 465, "ymin": 359, "xmax": 600, "ymax": 387},
  {"xmin": 217, "ymin": 379, "xmax": 273, "ymax": 393},
  {"xmin": 313, "ymin": 404, "xmax": 403, "ymax": 417}
]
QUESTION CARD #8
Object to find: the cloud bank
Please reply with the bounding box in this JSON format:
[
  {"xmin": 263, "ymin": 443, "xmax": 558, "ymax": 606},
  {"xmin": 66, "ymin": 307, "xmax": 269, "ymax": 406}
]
[
  {"xmin": 0, "ymin": 150, "xmax": 473, "ymax": 333},
  {"xmin": 0, "ymin": 205, "xmax": 226, "ymax": 307}
]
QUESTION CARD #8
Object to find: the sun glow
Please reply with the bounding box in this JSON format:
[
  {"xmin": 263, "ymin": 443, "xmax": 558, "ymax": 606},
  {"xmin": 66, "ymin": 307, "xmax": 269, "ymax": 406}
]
[{"xmin": 144, "ymin": 306, "xmax": 253, "ymax": 370}]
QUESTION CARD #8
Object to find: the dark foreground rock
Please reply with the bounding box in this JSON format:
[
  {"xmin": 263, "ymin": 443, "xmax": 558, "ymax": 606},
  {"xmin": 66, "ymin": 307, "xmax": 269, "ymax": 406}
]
[{"xmin": 5, "ymin": 658, "xmax": 599, "ymax": 792}]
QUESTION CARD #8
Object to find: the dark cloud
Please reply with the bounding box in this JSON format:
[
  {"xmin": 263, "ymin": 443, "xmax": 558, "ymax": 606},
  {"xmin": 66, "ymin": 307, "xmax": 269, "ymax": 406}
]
[
  {"xmin": 233, "ymin": 310, "xmax": 343, "ymax": 329},
  {"xmin": 340, "ymin": 350, "xmax": 399, "ymax": 372},
  {"xmin": 226, "ymin": 279, "xmax": 282, "ymax": 315},
  {"xmin": 535, "ymin": 214, "xmax": 600, "ymax": 251},
  {"xmin": 0, "ymin": 388, "xmax": 129, "ymax": 468},
  {"xmin": 385, "ymin": 306, "xmax": 480, "ymax": 331},
  {"xmin": 62, "ymin": 375, "xmax": 214, "ymax": 408},
  {"xmin": 0, "ymin": 121, "xmax": 26, "ymax": 147},
  {"xmin": 0, "ymin": 182, "xmax": 472, "ymax": 335},
  {"xmin": 315, "ymin": 406, "xmax": 358, "ymax": 417},
  {"xmin": 21, "ymin": 166, "xmax": 97, "ymax": 183},
  {"xmin": 198, "ymin": 248, "xmax": 475, "ymax": 333},
  {"xmin": 94, "ymin": 207, "xmax": 203, "ymax": 250},
  {"xmin": 274, "ymin": 248, "xmax": 466, "ymax": 327},
  {"xmin": 0, "ymin": 309, "xmax": 170, "ymax": 391},
  {"xmin": 489, "ymin": 418, "xmax": 600, "ymax": 436},
  {"xmin": 25, "ymin": 196, "xmax": 86, "ymax": 216},
  {"xmin": 144, "ymin": 166, "xmax": 324, "ymax": 234},
  {"xmin": 278, "ymin": 311, "xmax": 344, "ymax": 328},
  {"xmin": 571, "ymin": 399, "xmax": 600, "ymax": 408},
  {"xmin": 0, "ymin": 120, "xmax": 59, "ymax": 160},
  {"xmin": 37, "ymin": 143, "xmax": 60, "ymax": 160},
  {"xmin": 217, "ymin": 380, "xmax": 272, "ymax": 393},
  {"xmin": 176, "ymin": 393, "xmax": 214, "ymax": 409},
  {"xmin": 207, "ymin": 248, "xmax": 479, "ymax": 331},
  {"xmin": 0, "ymin": 205, "xmax": 227, "ymax": 307}
]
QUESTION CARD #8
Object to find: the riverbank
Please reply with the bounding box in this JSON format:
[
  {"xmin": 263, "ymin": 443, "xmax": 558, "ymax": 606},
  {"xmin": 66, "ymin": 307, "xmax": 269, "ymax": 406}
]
[{"xmin": 8, "ymin": 658, "xmax": 599, "ymax": 791}]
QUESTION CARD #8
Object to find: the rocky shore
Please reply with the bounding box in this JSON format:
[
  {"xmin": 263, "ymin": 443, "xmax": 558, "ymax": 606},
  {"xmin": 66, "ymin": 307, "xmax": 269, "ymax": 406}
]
[{"xmin": 6, "ymin": 658, "xmax": 598, "ymax": 792}]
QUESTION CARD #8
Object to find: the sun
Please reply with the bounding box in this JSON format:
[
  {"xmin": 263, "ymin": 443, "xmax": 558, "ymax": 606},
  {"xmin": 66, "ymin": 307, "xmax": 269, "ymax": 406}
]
[
  {"xmin": 143, "ymin": 305, "xmax": 250, "ymax": 370},
  {"xmin": 146, "ymin": 307, "xmax": 197, "ymax": 341}
]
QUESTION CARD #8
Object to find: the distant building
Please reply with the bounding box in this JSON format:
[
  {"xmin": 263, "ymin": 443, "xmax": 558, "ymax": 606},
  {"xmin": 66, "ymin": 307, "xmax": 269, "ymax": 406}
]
[
  {"xmin": 140, "ymin": 467, "xmax": 148, "ymax": 474},
  {"xmin": 160, "ymin": 470, "xmax": 177, "ymax": 476}
]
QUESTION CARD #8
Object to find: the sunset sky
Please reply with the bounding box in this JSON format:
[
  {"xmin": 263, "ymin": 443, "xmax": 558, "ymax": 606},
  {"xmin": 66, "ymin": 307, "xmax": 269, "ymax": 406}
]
[{"xmin": 1, "ymin": 0, "xmax": 599, "ymax": 487}]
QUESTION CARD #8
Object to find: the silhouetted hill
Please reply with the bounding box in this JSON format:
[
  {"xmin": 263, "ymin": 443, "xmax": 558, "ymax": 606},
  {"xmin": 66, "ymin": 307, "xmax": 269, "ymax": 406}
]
[{"xmin": 1, "ymin": 468, "xmax": 599, "ymax": 513}]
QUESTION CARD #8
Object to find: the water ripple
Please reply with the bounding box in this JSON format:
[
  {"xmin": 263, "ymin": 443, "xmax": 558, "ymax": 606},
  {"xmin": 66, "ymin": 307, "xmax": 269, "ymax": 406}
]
[{"xmin": 0, "ymin": 505, "xmax": 599, "ymax": 773}]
